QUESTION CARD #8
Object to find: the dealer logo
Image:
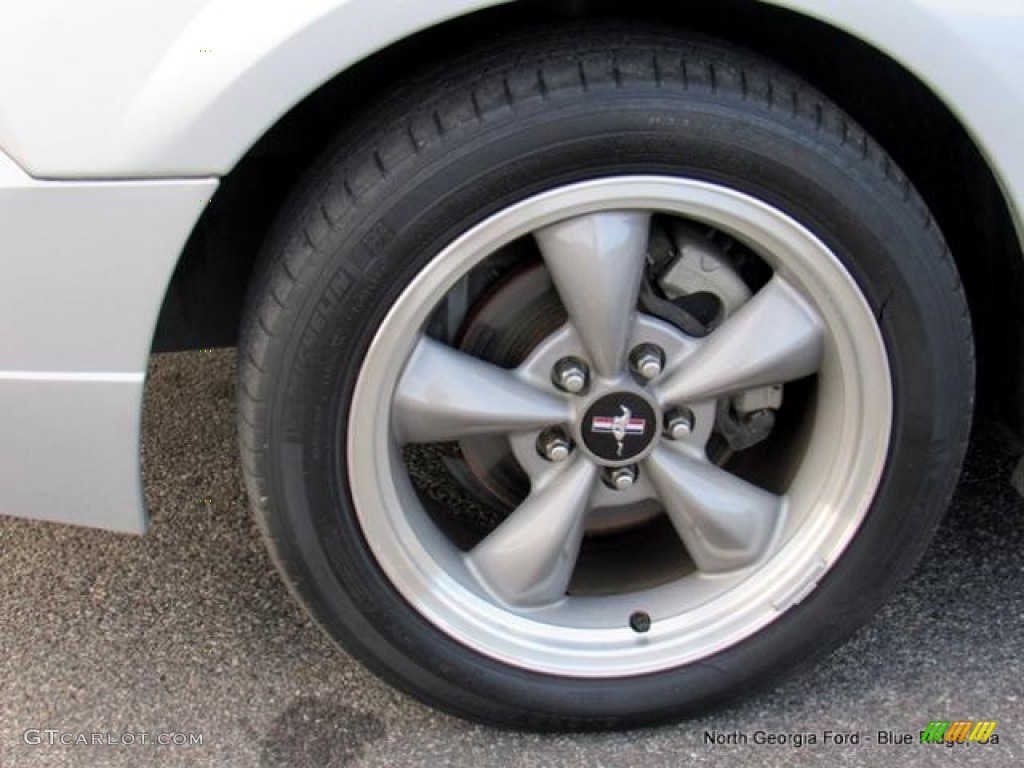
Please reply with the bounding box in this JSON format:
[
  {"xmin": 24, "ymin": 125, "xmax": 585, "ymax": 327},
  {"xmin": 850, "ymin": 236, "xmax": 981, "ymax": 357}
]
[{"xmin": 921, "ymin": 720, "xmax": 999, "ymax": 745}]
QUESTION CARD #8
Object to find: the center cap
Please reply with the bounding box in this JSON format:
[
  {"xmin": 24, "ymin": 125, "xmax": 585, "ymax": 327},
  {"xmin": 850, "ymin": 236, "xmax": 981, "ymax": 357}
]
[{"xmin": 580, "ymin": 391, "xmax": 659, "ymax": 465}]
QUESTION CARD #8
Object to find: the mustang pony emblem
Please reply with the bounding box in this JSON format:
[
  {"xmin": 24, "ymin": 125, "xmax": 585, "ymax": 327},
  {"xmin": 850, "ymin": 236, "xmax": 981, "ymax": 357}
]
[{"xmin": 591, "ymin": 405, "xmax": 647, "ymax": 456}]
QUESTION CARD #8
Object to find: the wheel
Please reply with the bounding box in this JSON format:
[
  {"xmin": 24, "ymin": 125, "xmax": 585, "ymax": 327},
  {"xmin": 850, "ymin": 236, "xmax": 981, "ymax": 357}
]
[{"xmin": 238, "ymin": 25, "xmax": 973, "ymax": 729}]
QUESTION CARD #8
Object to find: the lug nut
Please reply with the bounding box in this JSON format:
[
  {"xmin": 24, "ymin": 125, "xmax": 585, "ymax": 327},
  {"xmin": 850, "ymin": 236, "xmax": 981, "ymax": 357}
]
[
  {"xmin": 664, "ymin": 408, "xmax": 695, "ymax": 440},
  {"xmin": 630, "ymin": 344, "xmax": 665, "ymax": 380},
  {"xmin": 604, "ymin": 465, "xmax": 638, "ymax": 490},
  {"xmin": 552, "ymin": 357, "xmax": 589, "ymax": 394},
  {"xmin": 538, "ymin": 430, "xmax": 572, "ymax": 462}
]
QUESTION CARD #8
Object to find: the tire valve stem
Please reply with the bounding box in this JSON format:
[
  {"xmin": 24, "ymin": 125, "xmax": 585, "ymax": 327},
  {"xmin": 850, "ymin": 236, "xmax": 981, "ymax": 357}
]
[{"xmin": 629, "ymin": 611, "xmax": 652, "ymax": 634}]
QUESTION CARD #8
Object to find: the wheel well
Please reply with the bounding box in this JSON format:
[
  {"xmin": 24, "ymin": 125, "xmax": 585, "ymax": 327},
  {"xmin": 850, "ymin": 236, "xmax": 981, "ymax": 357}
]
[{"xmin": 152, "ymin": 0, "xmax": 1024, "ymax": 442}]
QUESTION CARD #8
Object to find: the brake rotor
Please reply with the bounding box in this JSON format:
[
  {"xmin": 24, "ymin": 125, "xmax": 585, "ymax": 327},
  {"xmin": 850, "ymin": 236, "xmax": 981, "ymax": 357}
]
[{"xmin": 447, "ymin": 264, "xmax": 563, "ymax": 514}]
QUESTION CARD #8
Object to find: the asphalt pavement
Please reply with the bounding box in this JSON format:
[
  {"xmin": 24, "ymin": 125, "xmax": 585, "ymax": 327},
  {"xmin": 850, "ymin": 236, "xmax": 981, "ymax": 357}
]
[{"xmin": 1, "ymin": 349, "xmax": 1021, "ymax": 767}]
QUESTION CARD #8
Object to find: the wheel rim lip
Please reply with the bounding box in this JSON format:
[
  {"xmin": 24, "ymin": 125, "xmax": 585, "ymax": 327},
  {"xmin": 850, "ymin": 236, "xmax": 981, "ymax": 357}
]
[{"xmin": 348, "ymin": 176, "xmax": 892, "ymax": 677}]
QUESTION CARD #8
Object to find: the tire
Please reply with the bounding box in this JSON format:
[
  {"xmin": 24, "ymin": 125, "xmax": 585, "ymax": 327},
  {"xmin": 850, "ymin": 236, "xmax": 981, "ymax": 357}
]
[{"xmin": 238, "ymin": 25, "xmax": 973, "ymax": 729}]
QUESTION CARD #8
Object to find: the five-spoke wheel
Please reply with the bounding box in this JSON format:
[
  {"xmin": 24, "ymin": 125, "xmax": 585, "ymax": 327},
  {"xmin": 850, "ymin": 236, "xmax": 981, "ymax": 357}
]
[{"xmin": 350, "ymin": 177, "xmax": 891, "ymax": 675}]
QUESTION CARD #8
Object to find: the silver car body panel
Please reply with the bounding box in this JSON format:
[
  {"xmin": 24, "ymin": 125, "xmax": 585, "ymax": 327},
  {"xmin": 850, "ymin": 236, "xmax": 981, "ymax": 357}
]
[{"xmin": 0, "ymin": 151, "xmax": 216, "ymax": 532}]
